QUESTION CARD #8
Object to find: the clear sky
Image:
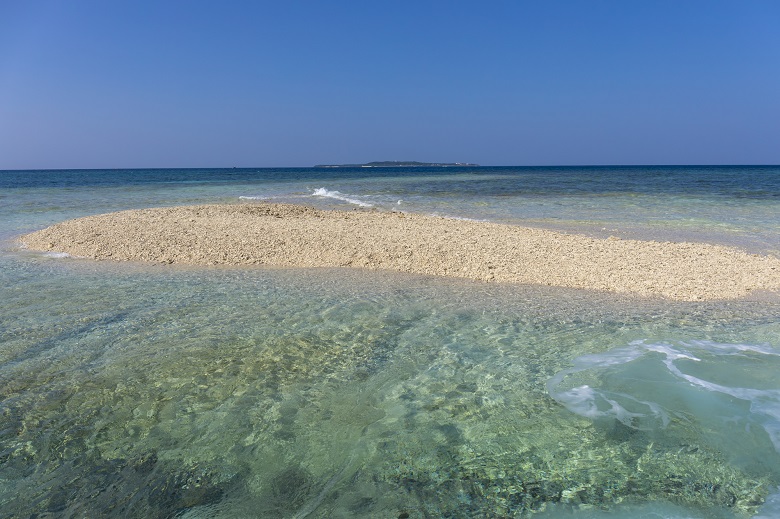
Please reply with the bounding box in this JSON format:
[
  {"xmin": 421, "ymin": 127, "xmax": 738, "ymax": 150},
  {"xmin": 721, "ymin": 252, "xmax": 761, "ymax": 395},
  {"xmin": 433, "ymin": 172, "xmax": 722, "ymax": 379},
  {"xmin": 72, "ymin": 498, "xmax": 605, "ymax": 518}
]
[{"xmin": 1, "ymin": 0, "xmax": 779, "ymax": 169}]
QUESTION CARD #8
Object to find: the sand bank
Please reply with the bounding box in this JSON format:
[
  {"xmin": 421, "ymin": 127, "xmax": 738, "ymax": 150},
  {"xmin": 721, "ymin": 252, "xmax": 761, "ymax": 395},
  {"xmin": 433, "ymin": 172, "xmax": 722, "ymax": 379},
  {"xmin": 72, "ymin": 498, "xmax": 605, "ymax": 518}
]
[{"xmin": 20, "ymin": 203, "xmax": 780, "ymax": 301}]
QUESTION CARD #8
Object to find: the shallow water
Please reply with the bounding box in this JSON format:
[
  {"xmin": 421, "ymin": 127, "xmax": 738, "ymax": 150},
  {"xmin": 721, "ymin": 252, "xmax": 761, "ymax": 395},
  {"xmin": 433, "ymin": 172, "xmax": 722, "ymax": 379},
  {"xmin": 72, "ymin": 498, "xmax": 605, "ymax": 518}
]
[{"xmin": 2, "ymin": 167, "xmax": 780, "ymax": 518}]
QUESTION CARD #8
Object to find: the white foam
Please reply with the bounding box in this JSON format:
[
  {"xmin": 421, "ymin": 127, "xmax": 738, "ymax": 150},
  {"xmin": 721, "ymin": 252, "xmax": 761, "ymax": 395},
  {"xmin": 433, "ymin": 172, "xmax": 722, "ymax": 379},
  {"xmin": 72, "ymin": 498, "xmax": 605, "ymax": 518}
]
[
  {"xmin": 547, "ymin": 380, "xmax": 671, "ymax": 430},
  {"xmin": 426, "ymin": 212, "xmax": 487, "ymax": 223},
  {"xmin": 310, "ymin": 188, "xmax": 373, "ymax": 207},
  {"xmin": 43, "ymin": 251, "xmax": 71, "ymax": 259},
  {"xmin": 548, "ymin": 340, "xmax": 780, "ymax": 517},
  {"xmin": 444, "ymin": 215, "xmax": 485, "ymax": 222},
  {"xmin": 548, "ymin": 340, "xmax": 780, "ymax": 450},
  {"xmin": 682, "ymin": 340, "xmax": 780, "ymax": 357}
]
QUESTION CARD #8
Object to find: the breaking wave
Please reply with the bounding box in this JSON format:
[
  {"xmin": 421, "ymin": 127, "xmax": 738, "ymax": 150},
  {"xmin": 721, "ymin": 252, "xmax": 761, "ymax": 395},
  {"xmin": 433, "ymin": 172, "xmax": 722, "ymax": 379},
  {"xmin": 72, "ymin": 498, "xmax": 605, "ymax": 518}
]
[{"xmin": 310, "ymin": 188, "xmax": 374, "ymax": 207}]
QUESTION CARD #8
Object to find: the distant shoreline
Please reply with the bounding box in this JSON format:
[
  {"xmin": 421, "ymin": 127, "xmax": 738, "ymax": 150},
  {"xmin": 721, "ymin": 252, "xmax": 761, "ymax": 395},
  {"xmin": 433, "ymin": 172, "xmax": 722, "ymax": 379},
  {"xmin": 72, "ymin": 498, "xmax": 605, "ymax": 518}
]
[
  {"xmin": 314, "ymin": 161, "xmax": 479, "ymax": 168},
  {"xmin": 20, "ymin": 202, "xmax": 780, "ymax": 302}
]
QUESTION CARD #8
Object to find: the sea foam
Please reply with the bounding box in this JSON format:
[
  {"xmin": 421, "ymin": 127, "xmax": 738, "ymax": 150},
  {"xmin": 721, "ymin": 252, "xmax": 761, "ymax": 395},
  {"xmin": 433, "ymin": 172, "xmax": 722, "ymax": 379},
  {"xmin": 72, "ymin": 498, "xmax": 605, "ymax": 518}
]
[
  {"xmin": 548, "ymin": 340, "xmax": 780, "ymax": 452},
  {"xmin": 310, "ymin": 188, "xmax": 374, "ymax": 207},
  {"xmin": 548, "ymin": 339, "xmax": 780, "ymax": 518}
]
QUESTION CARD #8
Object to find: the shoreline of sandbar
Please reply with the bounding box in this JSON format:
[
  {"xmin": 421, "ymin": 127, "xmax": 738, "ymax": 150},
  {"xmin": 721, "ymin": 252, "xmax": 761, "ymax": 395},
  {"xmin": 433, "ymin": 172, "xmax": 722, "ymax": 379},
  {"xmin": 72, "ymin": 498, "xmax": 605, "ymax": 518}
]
[{"xmin": 20, "ymin": 202, "xmax": 780, "ymax": 301}]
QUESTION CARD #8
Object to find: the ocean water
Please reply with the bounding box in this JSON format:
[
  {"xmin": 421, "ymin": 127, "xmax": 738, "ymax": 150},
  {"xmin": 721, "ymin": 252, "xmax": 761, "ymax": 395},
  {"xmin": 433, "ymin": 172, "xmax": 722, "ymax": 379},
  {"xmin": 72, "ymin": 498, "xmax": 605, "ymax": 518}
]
[{"xmin": 2, "ymin": 166, "xmax": 780, "ymax": 518}]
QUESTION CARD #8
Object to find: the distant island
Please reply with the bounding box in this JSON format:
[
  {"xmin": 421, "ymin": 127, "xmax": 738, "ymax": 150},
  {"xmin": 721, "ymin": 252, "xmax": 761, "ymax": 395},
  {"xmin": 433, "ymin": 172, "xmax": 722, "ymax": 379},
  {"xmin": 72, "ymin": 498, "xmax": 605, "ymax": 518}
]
[{"xmin": 314, "ymin": 161, "xmax": 480, "ymax": 168}]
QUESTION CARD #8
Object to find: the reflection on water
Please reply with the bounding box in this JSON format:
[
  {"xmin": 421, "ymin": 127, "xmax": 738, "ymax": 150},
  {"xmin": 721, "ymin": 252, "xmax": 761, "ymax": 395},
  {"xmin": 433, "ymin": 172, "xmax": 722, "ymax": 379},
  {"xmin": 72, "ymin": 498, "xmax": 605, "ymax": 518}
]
[{"xmin": 2, "ymin": 256, "xmax": 780, "ymax": 518}]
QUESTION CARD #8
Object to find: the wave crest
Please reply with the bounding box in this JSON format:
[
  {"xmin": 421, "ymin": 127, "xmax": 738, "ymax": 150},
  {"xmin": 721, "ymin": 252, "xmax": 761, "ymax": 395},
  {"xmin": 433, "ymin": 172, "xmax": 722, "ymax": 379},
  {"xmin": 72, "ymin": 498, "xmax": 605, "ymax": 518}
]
[{"xmin": 311, "ymin": 188, "xmax": 373, "ymax": 208}]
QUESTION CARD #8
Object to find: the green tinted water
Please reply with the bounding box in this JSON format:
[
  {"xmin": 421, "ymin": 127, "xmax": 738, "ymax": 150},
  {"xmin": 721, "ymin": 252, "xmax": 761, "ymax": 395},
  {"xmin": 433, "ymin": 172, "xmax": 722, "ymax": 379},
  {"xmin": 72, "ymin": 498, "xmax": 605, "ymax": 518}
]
[
  {"xmin": 3, "ymin": 167, "xmax": 780, "ymax": 517},
  {"xmin": 2, "ymin": 254, "xmax": 779, "ymax": 518}
]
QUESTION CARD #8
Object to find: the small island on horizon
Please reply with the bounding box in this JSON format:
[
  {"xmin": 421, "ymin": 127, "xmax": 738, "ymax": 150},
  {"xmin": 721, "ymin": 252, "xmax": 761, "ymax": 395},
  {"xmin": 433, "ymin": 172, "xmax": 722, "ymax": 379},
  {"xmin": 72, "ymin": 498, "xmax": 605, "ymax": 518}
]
[{"xmin": 314, "ymin": 161, "xmax": 480, "ymax": 168}]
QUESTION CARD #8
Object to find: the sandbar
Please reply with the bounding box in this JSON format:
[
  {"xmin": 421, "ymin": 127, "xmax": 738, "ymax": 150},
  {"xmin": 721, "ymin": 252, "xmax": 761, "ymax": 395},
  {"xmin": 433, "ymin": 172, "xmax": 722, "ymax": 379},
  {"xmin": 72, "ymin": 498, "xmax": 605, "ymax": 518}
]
[{"xmin": 20, "ymin": 203, "xmax": 780, "ymax": 301}]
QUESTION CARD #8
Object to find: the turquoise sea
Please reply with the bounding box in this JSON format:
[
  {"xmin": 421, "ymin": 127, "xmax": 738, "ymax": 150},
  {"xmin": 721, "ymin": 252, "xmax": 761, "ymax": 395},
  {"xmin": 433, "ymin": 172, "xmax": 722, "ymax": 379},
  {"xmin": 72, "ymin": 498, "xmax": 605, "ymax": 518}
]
[{"xmin": 2, "ymin": 166, "xmax": 780, "ymax": 518}]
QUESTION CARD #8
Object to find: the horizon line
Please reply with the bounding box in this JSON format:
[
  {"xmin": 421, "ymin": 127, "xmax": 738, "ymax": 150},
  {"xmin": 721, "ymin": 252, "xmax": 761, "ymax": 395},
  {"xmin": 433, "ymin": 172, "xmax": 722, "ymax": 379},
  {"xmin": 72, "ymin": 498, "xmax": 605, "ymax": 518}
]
[{"xmin": 2, "ymin": 163, "xmax": 780, "ymax": 172}]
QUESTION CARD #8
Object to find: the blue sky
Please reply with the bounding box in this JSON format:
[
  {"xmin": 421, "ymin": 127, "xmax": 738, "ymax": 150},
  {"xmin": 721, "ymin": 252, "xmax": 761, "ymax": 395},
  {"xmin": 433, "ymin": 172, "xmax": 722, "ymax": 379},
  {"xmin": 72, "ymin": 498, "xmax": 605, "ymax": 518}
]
[{"xmin": 1, "ymin": 1, "xmax": 778, "ymax": 168}]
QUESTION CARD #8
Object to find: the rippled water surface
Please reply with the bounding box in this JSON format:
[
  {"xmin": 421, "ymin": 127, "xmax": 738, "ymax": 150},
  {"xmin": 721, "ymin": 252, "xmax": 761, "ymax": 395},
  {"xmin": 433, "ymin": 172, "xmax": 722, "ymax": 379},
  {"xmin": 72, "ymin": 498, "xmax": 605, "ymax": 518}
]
[{"xmin": 2, "ymin": 167, "xmax": 780, "ymax": 518}]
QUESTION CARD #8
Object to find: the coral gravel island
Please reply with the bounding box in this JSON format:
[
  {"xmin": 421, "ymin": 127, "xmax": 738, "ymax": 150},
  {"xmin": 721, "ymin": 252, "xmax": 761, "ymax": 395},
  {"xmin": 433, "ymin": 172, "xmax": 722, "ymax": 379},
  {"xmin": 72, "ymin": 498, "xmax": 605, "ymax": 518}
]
[
  {"xmin": 314, "ymin": 161, "xmax": 479, "ymax": 167},
  {"xmin": 20, "ymin": 202, "xmax": 780, "ymax": 301}
]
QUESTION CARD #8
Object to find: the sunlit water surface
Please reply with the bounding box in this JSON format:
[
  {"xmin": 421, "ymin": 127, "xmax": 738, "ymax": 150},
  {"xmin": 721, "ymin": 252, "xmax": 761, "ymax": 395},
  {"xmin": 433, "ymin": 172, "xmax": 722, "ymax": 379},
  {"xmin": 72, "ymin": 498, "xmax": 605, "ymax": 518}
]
[{"xmin": 2, "ymin": 167, "xmax": 780, "ymax": 518}]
